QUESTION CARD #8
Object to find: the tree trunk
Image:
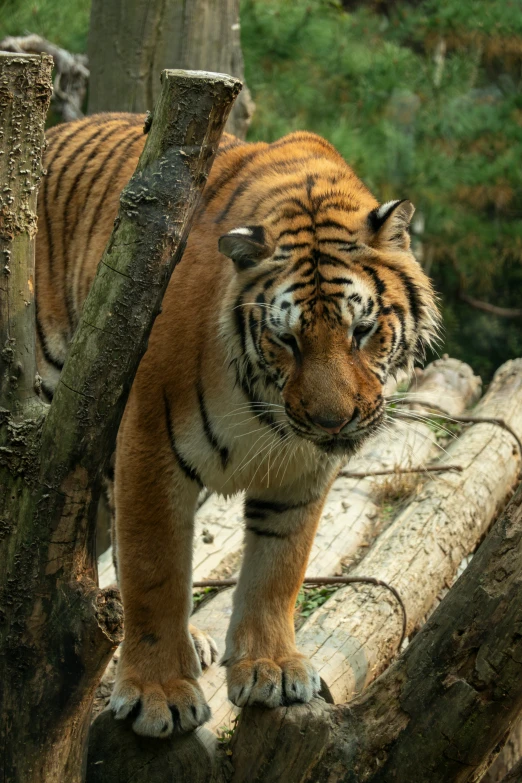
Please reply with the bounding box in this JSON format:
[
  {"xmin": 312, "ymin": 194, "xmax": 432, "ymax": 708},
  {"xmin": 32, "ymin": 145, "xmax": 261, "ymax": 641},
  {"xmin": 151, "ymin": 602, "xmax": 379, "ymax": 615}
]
[
  {"xmin": 0, "ymin": 53, "xmax": 52, "ymax": 415},
  {"xmin": 0, "ymin": 64, "xmax": 240, "ymax": 783},
  {"xmin": 87, "ymin": 0, "xmax": 254, "ymax": 138},
  {"xmin": 87, "ymin": 481, "xmax": 522, "ymax": 783}
]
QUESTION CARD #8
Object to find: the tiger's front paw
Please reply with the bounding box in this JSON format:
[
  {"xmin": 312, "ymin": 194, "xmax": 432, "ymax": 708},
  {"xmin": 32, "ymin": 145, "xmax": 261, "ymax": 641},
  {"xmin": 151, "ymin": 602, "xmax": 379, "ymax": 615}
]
[
  {"xmin": 110, "ymin": 675, "xmax": 211, "ymax": 738},
  {"xmin": 226, "ymin": 654, "xmax": 321, "ymax": 708}
]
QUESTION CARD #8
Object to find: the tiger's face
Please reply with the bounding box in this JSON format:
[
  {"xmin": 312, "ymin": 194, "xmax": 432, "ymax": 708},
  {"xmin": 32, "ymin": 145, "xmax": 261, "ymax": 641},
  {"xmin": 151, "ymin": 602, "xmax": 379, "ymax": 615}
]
[{"xmin": 219, "ymin": 150, "xmax": 439, "ymax": 457}]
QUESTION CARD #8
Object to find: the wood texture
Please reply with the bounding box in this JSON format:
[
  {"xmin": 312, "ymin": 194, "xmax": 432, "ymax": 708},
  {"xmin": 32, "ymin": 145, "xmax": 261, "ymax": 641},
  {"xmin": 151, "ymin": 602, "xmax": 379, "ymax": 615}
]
[
  {"xmin": 88, "ymin": 0, "xmax": 254, "ymax": 138},
  {"xmin": 0, "ymin": 52, "xmax": 52, "ymax": 414}
]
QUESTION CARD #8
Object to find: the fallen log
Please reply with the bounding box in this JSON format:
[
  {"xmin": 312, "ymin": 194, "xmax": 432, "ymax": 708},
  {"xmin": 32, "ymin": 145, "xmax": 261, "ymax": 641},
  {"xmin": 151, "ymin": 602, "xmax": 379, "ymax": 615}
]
[
  {"xmin": 298, "ymin": 358, "xmax": 522, "ymax": 704},
  {"xmin": 88, "ymin": 480, "xmax": 522, "ymax": 783}
]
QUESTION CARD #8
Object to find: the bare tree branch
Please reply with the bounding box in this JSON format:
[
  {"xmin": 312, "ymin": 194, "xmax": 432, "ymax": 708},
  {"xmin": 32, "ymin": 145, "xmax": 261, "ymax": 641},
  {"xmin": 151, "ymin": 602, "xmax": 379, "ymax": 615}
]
[{"xmin": 459, "ymin": 291, "xmax": 522, "ymax": 319}]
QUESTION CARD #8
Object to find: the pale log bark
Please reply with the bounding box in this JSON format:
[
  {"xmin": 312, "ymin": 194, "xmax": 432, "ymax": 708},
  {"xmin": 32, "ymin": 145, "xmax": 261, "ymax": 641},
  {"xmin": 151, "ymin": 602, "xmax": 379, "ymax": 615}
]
[
  {"xmin": 298, "ymin": 358, "xmax": 522, "ymax": 704},
  {"xmin": 88, "ymin": 0, "xmax": 254, "ymax": 138},
  {"xmin": 0, "ymin": 68, "xmax": 240, "ymax": 783}
]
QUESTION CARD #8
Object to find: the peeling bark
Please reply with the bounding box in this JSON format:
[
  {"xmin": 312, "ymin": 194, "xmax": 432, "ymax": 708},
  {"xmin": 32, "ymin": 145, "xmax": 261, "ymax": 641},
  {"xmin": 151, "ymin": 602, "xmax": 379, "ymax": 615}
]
[{"xmin": 0, "ymin": 64, "xmax": 240, "ymax": 783}]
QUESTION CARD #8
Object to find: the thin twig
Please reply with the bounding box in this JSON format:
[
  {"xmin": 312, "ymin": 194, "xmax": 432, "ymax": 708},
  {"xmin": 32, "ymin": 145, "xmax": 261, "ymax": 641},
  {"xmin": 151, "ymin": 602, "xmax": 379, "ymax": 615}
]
[
  {"xmin": 393, "ymin": 403, "xmax": 522, "ymax": 458},
  {"xmin": 193, "ymin": 575, "xmax": 408, "ymax": 649},
  {"xmin": 459, "ymin": 291, "xmax": 522, "ymax": 319},
  {"xmin": 338, "ymin": 465, "xmax": 462, "ymax": 479}
]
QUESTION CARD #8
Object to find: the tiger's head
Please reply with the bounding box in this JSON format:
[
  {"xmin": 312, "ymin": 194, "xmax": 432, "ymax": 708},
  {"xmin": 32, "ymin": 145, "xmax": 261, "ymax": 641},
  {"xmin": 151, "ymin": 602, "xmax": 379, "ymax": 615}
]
[{"xmin": 218, "ymin": 133, "xmax": 439, "ymax": 455}]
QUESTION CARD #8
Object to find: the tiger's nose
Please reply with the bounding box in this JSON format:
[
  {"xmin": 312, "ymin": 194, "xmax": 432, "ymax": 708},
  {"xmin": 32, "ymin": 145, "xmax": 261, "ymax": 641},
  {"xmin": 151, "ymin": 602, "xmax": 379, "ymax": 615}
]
[{"xmin": 310, "ymin": 415, "xmax": 351, "ymax": 435}]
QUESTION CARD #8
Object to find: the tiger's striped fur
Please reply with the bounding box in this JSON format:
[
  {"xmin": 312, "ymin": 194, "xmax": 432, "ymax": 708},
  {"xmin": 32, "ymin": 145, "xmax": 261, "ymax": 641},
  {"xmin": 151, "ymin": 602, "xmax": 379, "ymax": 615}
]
[{"xmin": 36, "ymin": 114, "xmax": 439, "ymax": 737}]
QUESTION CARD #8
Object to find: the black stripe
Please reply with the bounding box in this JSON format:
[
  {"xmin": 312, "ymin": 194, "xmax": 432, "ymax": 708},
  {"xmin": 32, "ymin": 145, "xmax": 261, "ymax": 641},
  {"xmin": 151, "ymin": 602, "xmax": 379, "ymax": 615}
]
[
  {"xmin": 200, "ymin": 148, "xmax": 261, "ymax": 213},
  {"xmin": 276, "ymin": 225, "xmax": 313, "ymax": 241},
  {"xmin": 236, "ymin": 360, "xmax": 286, "ymax": 440},
  {"xmin": 43, "ymin": 126, "xmax": 80, "ymax": 271},
  {"xmin": 58, "ymin": 125, "xmax": 118, "ymax": 331},
  {"xmin": 325, "ymin": 276, "xmax": 353, "ymax": 286},
  {"xmin": 316, "ymin": 219, "xmax": 354, "ymax": 232},
  {"xmin": 69, "ymin": 126, "xmax": 138, "ymax": 241},
  {"xmin": 397, "ymin": 270, "xmax": 421, "ymax": 323},
  {"xmin": 35, "ymin": 299, "xmax": 64, "ymax": 371},
  {"xmin": 246, "ymin": 525, "xmax": 288, "ymax": 539},
  {"xmin": 283, "ymin": 281, "xmax": 312, "ymax": 294},
  {"xmin": 213, "ymin": 155, "xmax": 315, "ymax": 224},
  {"xmin": 319, "ymin": 238, "xmax": 359, "ymax": 249},
  {"xmin": 245, "ymin": 498, "xmax": 307, "ymax": 519},
  {"xmin": 266, "ymin": 133, "xmax": 334, "ymax": 154},
  {"xmin": 316, "ymin": 198, "xmax": 358, "ymax": 213},
  {"xmin": 197, "ymin": 382, "xmax": 229, "ymax": 469},
  {"xmin": 278, "ymin": 242, "xmax": 310, "ymax": 252},
  {"xmin": 63, "ymin": 123, "xmax": 133, "ymax": 329},
  {"xmin": 83, "ymin": 131, "xmax": 141, "ymax": 260},
  {"xmin": 215, "ymin": 178, "xmax": 253, "ymax": 224},
  {"xmin": 262, "ymin": 197, "xmax": 314, "ymax": 222},
  {"xmin": 163, "ymin": 393, "xmax": 203, "ymax": 486},
  {"xmin": 362, "ymin": 264, "xmax": 386, "ymax": 298}
]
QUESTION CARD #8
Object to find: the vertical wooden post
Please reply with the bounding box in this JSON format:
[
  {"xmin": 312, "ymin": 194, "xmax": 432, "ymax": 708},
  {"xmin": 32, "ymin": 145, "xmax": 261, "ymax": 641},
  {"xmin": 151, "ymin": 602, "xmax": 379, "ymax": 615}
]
[{"xmin": 0, "ymin": 52, "xmax": 52, "ymax": 415}]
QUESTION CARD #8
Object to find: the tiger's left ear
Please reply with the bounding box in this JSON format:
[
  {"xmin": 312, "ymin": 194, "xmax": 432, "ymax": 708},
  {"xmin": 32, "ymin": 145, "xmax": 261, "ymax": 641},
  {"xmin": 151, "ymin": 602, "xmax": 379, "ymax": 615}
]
[
  {"xmin": 367, "ymin": 199, "xmax": 415, "ymax": 251},
  {"xmin": 218, "ymin": 226, "xmax": 272, "ymax": 271}
]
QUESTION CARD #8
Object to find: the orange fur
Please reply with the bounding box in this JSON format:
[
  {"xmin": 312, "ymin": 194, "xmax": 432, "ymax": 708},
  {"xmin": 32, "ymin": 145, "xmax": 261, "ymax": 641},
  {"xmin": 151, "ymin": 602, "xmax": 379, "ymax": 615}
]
[{"xmin": 36, "ymin": 114, "xmax": 439, "ymax": 736}]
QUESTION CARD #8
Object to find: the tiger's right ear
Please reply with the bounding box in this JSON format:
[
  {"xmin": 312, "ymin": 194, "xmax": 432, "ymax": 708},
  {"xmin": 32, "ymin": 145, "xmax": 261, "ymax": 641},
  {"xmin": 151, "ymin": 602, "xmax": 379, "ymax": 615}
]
[{"xmin": 218, "ymin": 226, "xmax": 272, "ymax": 271}]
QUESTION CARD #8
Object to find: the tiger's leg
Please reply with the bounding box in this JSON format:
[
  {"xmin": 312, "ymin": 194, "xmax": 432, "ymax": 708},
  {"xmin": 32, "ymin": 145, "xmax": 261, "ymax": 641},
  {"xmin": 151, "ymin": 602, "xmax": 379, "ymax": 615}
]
[
  {"xmin": 109, "ymin": 404, "xmax": 215, "ymax": 737},
  {"xmin": 224, "ymin": 482, "xmax": 332, "ymax": 707}
]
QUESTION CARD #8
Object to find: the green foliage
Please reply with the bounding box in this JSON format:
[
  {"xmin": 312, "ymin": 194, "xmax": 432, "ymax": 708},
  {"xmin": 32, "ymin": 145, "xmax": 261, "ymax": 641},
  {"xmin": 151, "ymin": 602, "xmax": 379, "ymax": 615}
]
[
  {"xmin": 0, "ymin": 0, "xmax": 90, "ymax": 52},
  {"xmin": 1, "ymin": 0, "xmax": 521, "ymax": 378},
  {"xmin": 295, "ymin": 584, "xmax": 339, "ymax": 619}
]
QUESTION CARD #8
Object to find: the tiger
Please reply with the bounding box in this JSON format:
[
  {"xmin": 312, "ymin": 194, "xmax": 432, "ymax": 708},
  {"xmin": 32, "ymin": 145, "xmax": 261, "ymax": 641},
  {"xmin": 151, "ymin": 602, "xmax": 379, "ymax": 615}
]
[{"xmin": 36, "ymin": 113, "xmax": 439, "ymax": 738}]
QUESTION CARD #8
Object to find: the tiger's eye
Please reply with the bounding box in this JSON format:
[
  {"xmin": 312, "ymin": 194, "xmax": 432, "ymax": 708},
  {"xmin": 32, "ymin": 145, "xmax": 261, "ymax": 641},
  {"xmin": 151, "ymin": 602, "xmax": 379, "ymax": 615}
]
[
  {"xmin": 279, "ymin": 332, "xmax": 301, "ymax": 360},
  {"xmin": 352, "ymin": 323, "xmax": 373, "ymax": 346}
]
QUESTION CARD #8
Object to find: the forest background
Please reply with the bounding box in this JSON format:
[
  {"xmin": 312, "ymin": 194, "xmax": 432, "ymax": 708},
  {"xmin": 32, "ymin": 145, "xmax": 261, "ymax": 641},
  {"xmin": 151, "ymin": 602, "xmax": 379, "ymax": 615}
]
[{"xmin": 1, "ymin": 0, "xmax": 520, "ymax": 381}]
